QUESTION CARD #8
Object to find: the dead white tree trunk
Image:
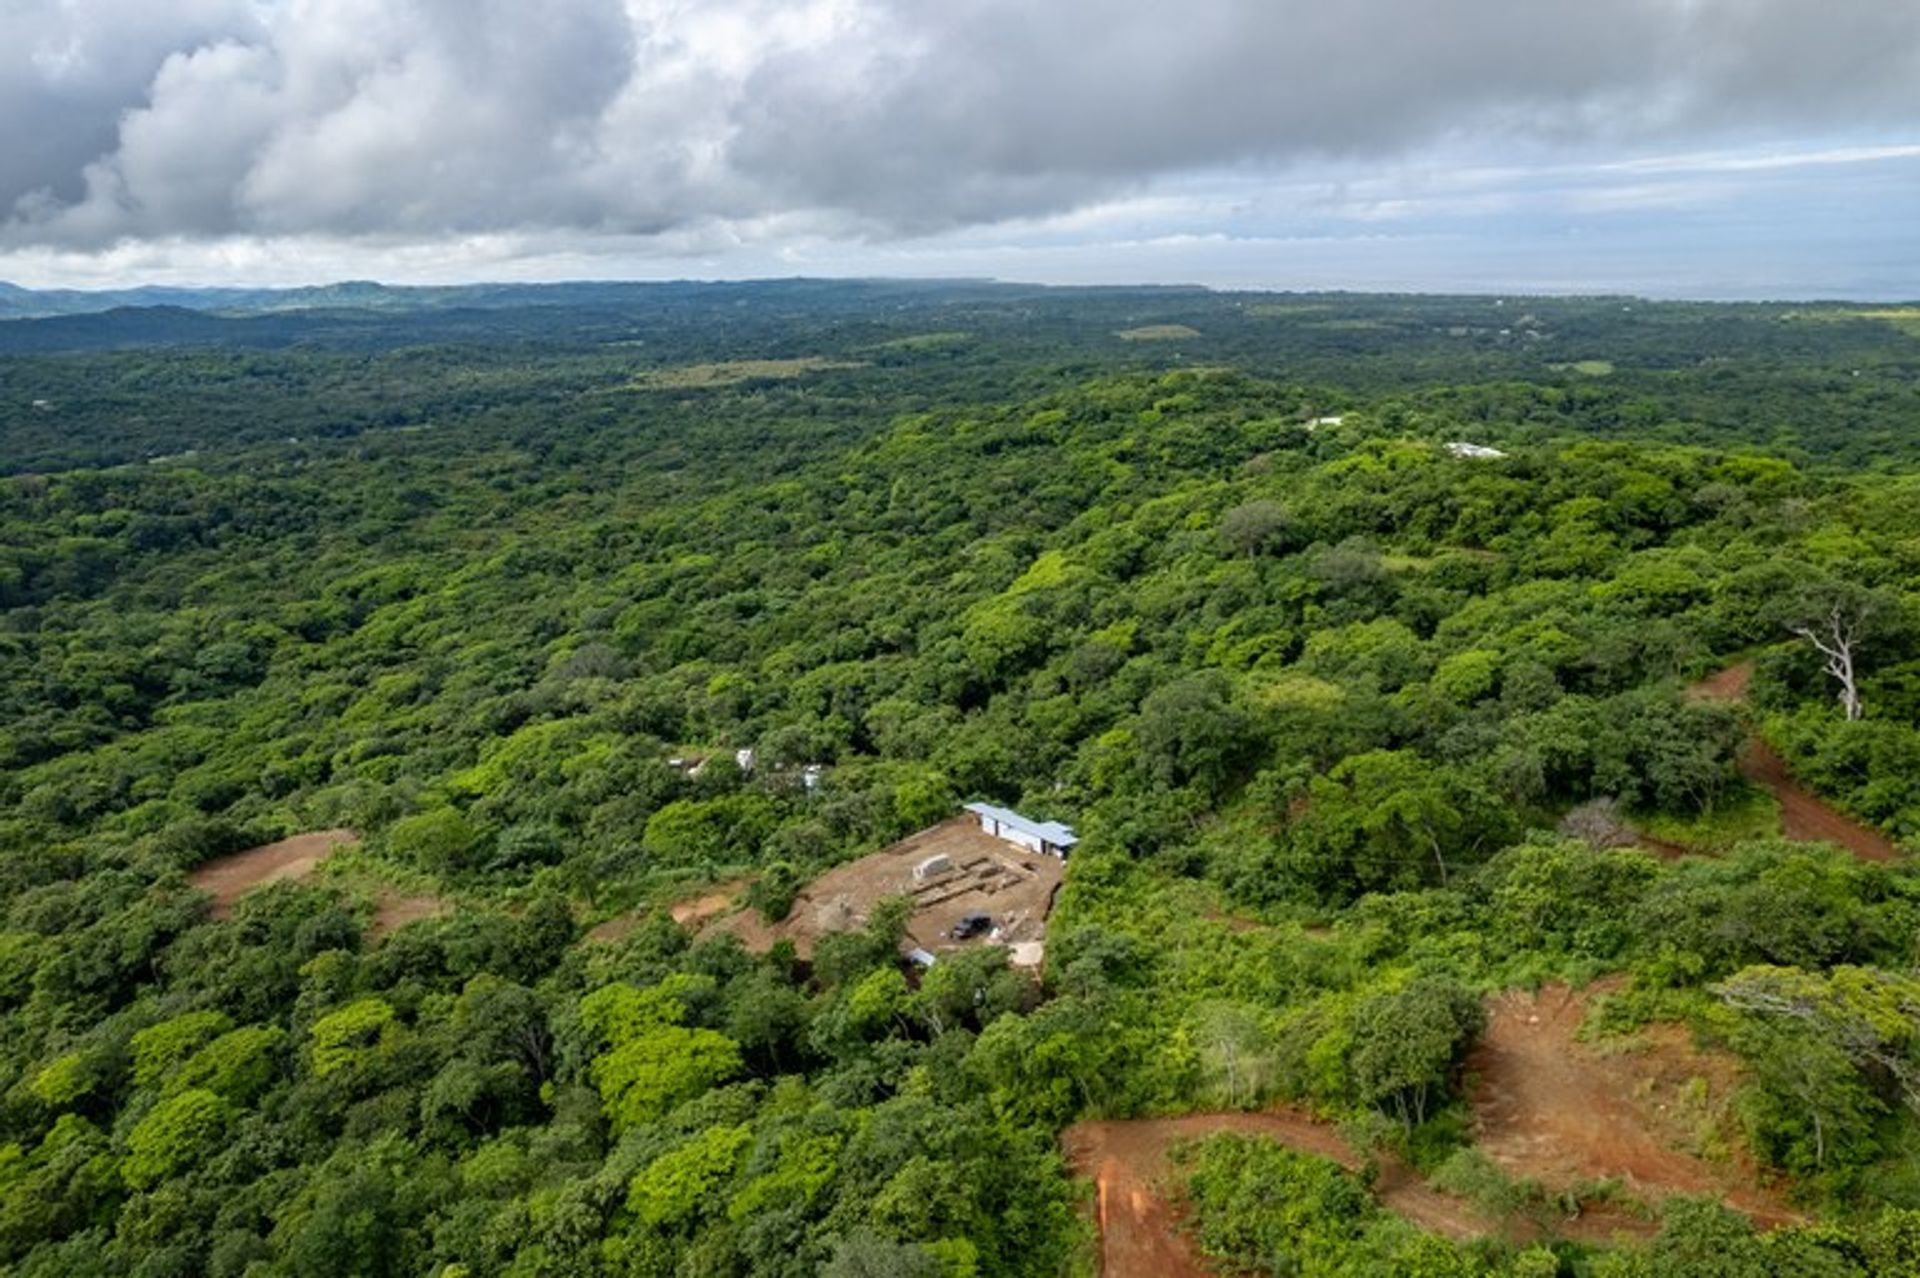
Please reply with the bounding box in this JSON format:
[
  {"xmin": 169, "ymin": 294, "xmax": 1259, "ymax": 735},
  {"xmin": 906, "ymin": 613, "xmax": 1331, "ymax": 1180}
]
[{"xmin": 1788, "ymin": 603, "xmax": 1865, "ymax": 721}]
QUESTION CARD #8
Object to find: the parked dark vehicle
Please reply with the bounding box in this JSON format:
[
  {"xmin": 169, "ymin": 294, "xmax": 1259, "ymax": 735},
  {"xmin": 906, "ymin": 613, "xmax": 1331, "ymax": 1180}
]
[{"xmin": 950, "ymin": 912, "xmax": 992, "ymax": 940}]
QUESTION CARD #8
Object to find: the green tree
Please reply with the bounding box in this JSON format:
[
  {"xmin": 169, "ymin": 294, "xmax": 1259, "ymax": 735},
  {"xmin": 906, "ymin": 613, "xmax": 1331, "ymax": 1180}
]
[
  {"xmin": 123, "ymin": 1089, "xmax": 234, "ymax": 1189},
  {"xmin": 627, "ymin": 1124, "xmax": 752, "ymax": 1228},
  {"xmin": 1219, "ymin": 500, "xmax": 1296, "ymax": 559},
  {"xmin": 1348, "ymin": 975, "xmax": 1484, "ymax": 1128},
  {"xmin": 1136, "ymin": 673, "xmax": 1258, "ymax": 797}
]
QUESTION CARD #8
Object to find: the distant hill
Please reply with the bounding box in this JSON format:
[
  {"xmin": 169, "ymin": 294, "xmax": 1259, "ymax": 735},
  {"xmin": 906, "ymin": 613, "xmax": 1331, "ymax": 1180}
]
[
  {"xmin": 0, "ymin": 277, "xmax": 1213, "ymax": 353},
  {"xmin": 0, "ymin": 276, "xmax": 1096, "ymax": 322}
]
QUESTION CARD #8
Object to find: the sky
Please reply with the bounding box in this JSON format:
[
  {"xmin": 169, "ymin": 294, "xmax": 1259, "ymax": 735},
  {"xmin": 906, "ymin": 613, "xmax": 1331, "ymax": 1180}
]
[{"xmin": 1, "ymin": 0, "xmax": 1917, "ymax": 298}]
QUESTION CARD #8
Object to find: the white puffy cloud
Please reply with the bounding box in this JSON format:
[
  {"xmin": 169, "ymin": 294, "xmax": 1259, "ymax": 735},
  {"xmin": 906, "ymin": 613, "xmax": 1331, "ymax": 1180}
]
[{"xmin": 0, "ymin": 0, "xmax": 260, "ymax": 210}]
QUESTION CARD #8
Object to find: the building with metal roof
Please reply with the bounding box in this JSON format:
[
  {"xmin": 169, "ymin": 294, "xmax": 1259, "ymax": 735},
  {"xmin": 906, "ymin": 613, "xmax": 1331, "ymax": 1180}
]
[{"xmin": 962, "ymin": 802, "xmax": 1079, "ymax": 858}]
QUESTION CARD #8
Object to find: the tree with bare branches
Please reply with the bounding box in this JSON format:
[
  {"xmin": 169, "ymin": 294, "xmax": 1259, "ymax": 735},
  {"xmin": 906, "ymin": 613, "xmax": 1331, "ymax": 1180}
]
[{"xmin": 1775, "ymin": 580, "xmax": 1888, "ymax": 722}]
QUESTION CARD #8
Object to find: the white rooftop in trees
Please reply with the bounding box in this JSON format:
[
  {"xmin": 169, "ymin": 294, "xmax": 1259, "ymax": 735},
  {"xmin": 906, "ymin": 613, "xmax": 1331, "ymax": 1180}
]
[{"xmin": 963, "ymin": 802, "xmax": 1079, "ymax": 858}]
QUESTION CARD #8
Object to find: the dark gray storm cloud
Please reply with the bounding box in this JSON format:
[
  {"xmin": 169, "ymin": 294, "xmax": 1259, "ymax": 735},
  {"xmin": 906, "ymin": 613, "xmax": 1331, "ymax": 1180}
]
[{"xmin": 2, "ymin": 0, "xmax": 1917, "ymax": 248}]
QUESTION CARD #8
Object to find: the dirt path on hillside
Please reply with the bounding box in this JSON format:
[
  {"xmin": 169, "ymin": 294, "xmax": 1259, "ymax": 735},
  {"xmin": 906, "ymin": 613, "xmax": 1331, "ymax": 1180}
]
[
  {"xmin": 586, "ymin": 878, "xmax": 752, "ymax": 943},
  {"xmin": 369, "ymin": 890, "xmax": 447, "ymax": 939},
  {"xmin": 1065, "ymin": 980, "xmax": 1798, "ymax": 1278},
  {"xmin": 1688, "ymin": 660, "xmax": 1756, "ymax": 703},
  {"xmin": 1468, "ymin": 984, "xmax": 1797, "ymax": 1229},
  {"xmin": 1063, "ymin": 1111, "xmax": 1490, "ymax": 1277},
  {"xmin": 1740, "ymin": 738, "xmax": 1900, "ymax": 860},
  {"xmin": 1687, "ymin": 661, "xmax": 1899, "ymax": 861},
  {"xmin": 188, "ymin": 830, "xmax": 360, "ymax": 917}
]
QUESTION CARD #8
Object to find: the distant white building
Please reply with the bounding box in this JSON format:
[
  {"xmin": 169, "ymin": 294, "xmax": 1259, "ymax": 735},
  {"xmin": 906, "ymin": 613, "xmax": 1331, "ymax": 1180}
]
[
  {"xmin": 1445, "ymin": 441, "xmax": 1508, "ymax": 460},
  {"xmin": 964, "ymin": 802, "xmax": 1079, "ymax": 858}
]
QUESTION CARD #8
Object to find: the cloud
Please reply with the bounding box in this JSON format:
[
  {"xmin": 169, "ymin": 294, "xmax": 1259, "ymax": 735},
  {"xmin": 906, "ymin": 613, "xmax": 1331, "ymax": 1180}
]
[
  {"xmin": 0, "ymin": 0, "xmax": 260, "ymax": 211},
  {"xmin": 1, "ymin": 0, "xmax": 1916, "ymax": 252}
]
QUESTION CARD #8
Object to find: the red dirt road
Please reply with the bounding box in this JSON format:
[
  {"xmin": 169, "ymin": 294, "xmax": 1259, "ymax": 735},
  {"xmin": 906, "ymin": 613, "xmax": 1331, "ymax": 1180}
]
[
  {"xmin": 1467, "ymin": 984, "xmax": 1796, "ymax": 1228},
  {"xmin": 188, "ymin": 829, "xmax": 360, "ymax": 917},
  {"xmin": 1063, "ymin": 1111, "xmax": 1488, "ymax": 1278},
  {"xmin": 1740, "ymin": 738, "xmax": 1899, "ymax": 861},
  {"xmin": 1688, "ymin": 660, "xmax": 1900, "ymax": 861},
  {"xmin": 1687, "ymin": 660, "xmax": 1755, "ymax": 703},
  {"xmin": 1067, "ymin": 984, "xmax": 1777, "ymax": 1278}
]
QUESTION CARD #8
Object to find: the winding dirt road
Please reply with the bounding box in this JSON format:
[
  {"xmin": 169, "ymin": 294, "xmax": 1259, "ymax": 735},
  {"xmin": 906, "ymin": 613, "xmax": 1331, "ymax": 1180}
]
[
  {"xmin": 1688, "ymin": 661, "xmax": 1900, "ymax": 861},
  {"xmin": 1063, "ymin": 1110, "xmax": 1488, "ymax": 1278}
]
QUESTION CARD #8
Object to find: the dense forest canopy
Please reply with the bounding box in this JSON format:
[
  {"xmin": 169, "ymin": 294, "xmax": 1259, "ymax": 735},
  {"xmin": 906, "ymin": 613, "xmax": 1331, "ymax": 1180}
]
[{"xmin": 2, "ymin": 281, "xmax": 1920, "ymax": 1276}]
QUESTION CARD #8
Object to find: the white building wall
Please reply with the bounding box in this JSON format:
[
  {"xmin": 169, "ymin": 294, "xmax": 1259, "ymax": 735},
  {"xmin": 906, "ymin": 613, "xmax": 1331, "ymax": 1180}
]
[
  {"xmin": 975, "ymin": 813, "xmax": 1044, "ymax": 854},
  {"xmin": 1003, "ymin": 827, "xmax": 1044, "ymax": 854}
]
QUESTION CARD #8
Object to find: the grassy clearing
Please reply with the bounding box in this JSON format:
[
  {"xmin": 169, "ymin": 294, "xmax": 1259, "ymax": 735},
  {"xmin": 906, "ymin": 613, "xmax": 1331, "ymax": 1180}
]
[
  {"xmin": 1550, "ymin": 360, "xmax": 1616, "ymax": 376},
  {"xmin": 1115, "ymin": 324, "xmax": 1201, "ymax": 341},
  {"xmin": 625, "ymin": 358, "xmax": 867, "ymax": 389},
  {"xmin": 1633, "ymin": 784, "xmax": 1780, "ymax": 854},
  {"xmin": 1787, "ymin": 307, "xmax": 1920, "ymax": 339}
]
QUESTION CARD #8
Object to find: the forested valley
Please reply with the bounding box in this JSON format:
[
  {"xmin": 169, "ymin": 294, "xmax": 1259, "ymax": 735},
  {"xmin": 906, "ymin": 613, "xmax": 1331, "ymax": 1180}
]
[{"xmin": 4, "ymin": 282, "xmax": 1920, "ymax": 1276}]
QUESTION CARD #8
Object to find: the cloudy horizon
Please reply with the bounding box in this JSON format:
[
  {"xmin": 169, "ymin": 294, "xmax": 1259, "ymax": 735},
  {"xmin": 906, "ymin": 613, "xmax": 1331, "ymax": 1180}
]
[{"xmin": 2, "ymin": 0, "xmax": 1917, "ymax": 299}]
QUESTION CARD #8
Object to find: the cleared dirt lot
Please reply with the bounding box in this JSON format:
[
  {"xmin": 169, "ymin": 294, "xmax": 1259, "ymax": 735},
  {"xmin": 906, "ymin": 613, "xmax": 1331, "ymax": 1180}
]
[
  {"xmin": 188, "ymin": 829, "xmax": 361, "ymax": 917},
  {"xmin": 707, "ymin": 817, "xmax": 1063, "ymax": 959},
  {"xmin": 188, "ymin": 830, "xmax": 449, "ymax": 939},
  {"xmin": 1065, "ymin": 1111, "xmax": 1491, "ymax": 1278},
  {"xmin": 1468, "ymin": 983, "xmax": 1796, "ymax": 1227}
]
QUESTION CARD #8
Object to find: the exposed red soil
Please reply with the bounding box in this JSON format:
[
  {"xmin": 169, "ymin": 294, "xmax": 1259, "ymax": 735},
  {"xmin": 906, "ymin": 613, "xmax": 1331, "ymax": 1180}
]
[
  {"xmin": 673, "ymin": 885, "xmax": 747, "ymax": 928},
  {"xmin": 1740, "ymin": 738, "xmax": 1900, "ymax": 861},
  {"xmin": 584, "ymin": 915, "xmax": 638, "ymax": 944},
  {"xmin": 704, "ymin": 817, "xmax": 1063, "ymax": 959},
  {"xmin": 585, "ymin": 878, "xmax": 753, "ymax": 943},
  {"xmin": 368, "ymin": 891, "xmax": 447, "ymax": 939},
  {"xmin": 1687, "ymin": 660, "xmax": 1900, "ymax": 861},
  {"xmin": 1686, "ymin": 660, "xmax": 1755, "ymax": 703},
  {"xmin": 1064, "ymin": 1110, "xmax": 1493, "ymax": 1278},
  {"xmin": 1467, "ymin": 983, "xmax": 1797, "ymax": 1229},
  {"xmin": 187, "ymin": 829, "xmax": 360, "ymax": 917}
]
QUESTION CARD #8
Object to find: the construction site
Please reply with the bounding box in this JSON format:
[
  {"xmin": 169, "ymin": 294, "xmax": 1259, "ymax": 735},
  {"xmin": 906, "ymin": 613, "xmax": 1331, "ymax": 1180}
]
[{"xmin": 706, "ymin": 814, "xmax": 1066, "ymax": 965}]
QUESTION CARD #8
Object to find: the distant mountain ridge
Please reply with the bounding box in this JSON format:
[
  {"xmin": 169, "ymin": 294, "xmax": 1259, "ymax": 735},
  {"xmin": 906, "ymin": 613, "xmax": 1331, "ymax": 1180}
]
[{"xmin": 0, "ymin": 276, "xmax": 1165, "ymax": 322}]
